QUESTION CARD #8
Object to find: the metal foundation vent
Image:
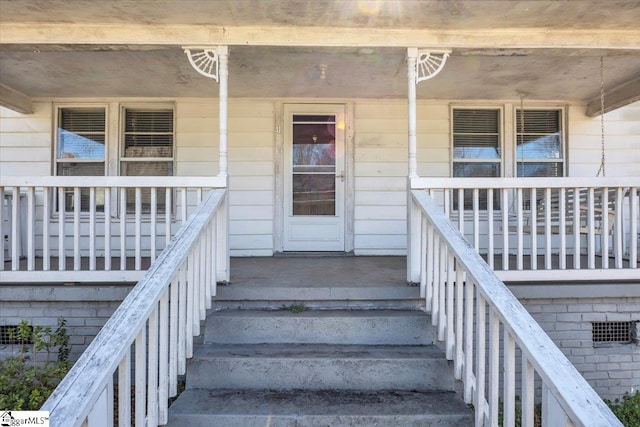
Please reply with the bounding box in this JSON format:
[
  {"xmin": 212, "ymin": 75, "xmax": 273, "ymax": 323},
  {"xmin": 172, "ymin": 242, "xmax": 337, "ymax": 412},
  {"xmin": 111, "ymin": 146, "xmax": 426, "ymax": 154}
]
[
  {"xmin": 592, "ymin": 321, "xmax": 635, "ymax": 344},
  {"xmin": 0, "ymin": 324, "xmax": 34, "ymax": 345}
]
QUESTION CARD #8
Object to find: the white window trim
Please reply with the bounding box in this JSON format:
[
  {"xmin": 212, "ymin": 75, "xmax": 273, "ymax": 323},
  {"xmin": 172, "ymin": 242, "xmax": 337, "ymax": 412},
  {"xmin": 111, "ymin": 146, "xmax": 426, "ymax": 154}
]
[
  {"xmin": 512, "ymin": 104, "xmax": 567, "ymax": 178},
  {"xmin": 449, "ymin": 104, "xmax": 505, "ymax": 178}
]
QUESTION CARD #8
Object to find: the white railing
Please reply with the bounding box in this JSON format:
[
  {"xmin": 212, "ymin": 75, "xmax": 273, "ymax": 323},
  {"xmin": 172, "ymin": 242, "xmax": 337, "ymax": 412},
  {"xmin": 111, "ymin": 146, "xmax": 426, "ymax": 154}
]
[
  {"xmin": 41, "ymin": 187, "xmax": 228, "ymax": 427},
  {"xmin": 409, "ymin": 177, "xmax": 639, "ymax": 282},
  {"xmin": 0, "ymin": 176, "xmax": 227, "ymax": 283},
  {"xmin": 408, "ymin": 189, "xmax": 623, "ymax": 426}
]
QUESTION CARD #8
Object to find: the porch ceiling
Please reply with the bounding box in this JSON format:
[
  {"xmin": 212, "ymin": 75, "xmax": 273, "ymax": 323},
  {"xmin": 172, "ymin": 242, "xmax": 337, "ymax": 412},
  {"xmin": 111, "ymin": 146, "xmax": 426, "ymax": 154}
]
[{"xmin": 0, "ymin": 1, "xmax": 639, "ymax": 109}]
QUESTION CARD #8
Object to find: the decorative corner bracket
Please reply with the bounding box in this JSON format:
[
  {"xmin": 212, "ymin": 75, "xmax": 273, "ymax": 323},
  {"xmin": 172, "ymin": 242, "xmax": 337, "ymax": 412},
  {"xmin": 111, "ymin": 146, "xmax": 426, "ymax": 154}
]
[
  {"xmin": 415, "ymin": 49, "xmax": 451, "ymax": 84},
  {"xmin": 183, "ymin": 46, "xmax": 227, "ymax": 82}
]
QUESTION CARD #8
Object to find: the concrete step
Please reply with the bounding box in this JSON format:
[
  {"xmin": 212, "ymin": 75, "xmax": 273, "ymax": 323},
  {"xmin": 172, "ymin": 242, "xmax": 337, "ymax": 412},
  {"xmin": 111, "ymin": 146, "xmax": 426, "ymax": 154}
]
[
  {"xmin": 187, "ymin": 344, "xmax": 454, "ymax": 391},
  {"xmin": 204, "ymin": 309, "xmax": 437, "ymax": 345},
  {"xmin": 166, "ymin": 389, "xmax": 473, "ymax": 427},
  {"xmin": 213, "ymin": 283, "xmax": 422, "ymax": 310}
]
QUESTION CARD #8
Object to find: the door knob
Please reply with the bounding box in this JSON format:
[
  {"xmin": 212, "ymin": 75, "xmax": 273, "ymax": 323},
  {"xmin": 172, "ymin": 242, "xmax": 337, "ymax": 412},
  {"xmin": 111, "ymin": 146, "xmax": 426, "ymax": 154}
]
[{"xmin": 336, "ymin": 171, "xmax": 345, "ymax": 182}]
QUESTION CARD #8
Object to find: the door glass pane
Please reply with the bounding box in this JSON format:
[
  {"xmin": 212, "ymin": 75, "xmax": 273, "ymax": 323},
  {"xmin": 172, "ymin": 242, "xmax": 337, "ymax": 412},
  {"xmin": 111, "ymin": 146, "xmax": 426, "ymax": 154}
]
[
  {"xmin": 293, "ymin": 174, "xmax": 335, "ymax": 216},
  {"xmin": 291, "ymin": 115, "xmax": 336, "ymax": 216}
]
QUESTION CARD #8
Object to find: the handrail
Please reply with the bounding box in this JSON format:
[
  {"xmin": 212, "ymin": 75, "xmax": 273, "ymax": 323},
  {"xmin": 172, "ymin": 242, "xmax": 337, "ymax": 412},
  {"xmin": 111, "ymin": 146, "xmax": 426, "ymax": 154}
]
[
  {"xmin": 0, "ymin": 175, "xmax": 227, "ymax": 188},
  {"xmin": 0, "ymin": 176, "xmax": 227, "ymax": 280},
  {"xmin": 408, "ymin": 176, "xmax": 639, "ymax": 281},
  {"xmin": 409, "ymin": 189, "xmax": 623, "ymax": 426},
  {"xmin": 41, "ymin": 188, "xmax": 228, "ymax": 426},
  {"xmin": 411, "ymin": 176, "xmax": 640, "ymax": 189}
]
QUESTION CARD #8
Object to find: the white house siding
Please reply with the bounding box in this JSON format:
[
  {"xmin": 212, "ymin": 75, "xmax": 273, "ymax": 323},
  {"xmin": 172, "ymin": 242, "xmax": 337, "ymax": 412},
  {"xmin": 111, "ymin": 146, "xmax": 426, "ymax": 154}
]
[
  {"xmin": 569, "ymin": 102, "xmax": 640, "ymax": 177},
  {"xmin": 1, "ymin": 100, "xmax": 639, "ymax": 256},
  {"xmin": 176, "ymin": 99, "xmax": 275, "ymax": 256},
  {"xmin": 0, "ymin": 103, "xmax": 52, "ymax": 176}
]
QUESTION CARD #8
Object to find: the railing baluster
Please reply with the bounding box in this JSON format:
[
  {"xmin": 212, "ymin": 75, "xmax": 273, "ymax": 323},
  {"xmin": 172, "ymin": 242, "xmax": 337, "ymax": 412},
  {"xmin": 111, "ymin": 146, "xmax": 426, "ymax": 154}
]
[
  {"xmin": 120, "ymin": 188, "xmax": 127, "ymax": 271},
  {"xmin": 431, "ymin": 235, "xmax": 440, "ymax": 324},
  {"xmin": 517, "ymin": 187, "xmax": 523, "ymax": 270},
  {"xmin": 135, "ymin": 187, "xmax": 142, "ymax": 271},
  {"xmin": 446, "ymin": 251, "xmax": 455, "ymax": 360},
  {"xmin": 135, "ymin": 328, "xmax": 147, "ymax": 427},
  {"xmin": 147, "ymin": 307, "xmax": 159, "ymax": 426},
  {"xmin": 488, "ymin": 310, "xmax": 500, "ymax": 426},
  {"xmin": 615, "ymin": 187, "xmax": 624, "ymax": 269},
  {"xmin": 11, "ymin": 186, "xmax": 19, "ymax": 271},
  {"xmin": 588, "ymin": 188, "xmax": 596, "ymax": 269},
  {"xmin": 631, "ymin": 187, "xmax": 638, "ymax": 268},
  {"xmin": 178, "ymin": 265, "xmax": 187, "ymax": 375},
  {"xmin": 502, "ymin": 189, "xmax": 509, "ymax": 271},
  {"xmin": 181, "ymin": 188, "xmax": 187, "ymax": 226},
  {"xmin": 151, "ymin": 187, "xmax": 157, "ymax": 262},
  {"xmin": 531, "ymin": 188, "xmax": 537, "ymax": 270},
  {"xmin": 457, "ymin": 187, "xmax": 464, "ymax": 234},
  {"xmin": 159, "ymin": 289, "xmax": 169, "ymax": 424},
  {"xmin": 104, "ymin": 187, "xmax": 111, "ymax": 271},
  {"xmin": 454, "ymin": 265, "xmax": 464, "ymax": 379},
  {"xmin": 504, "ymin": 331, "xmax": 516, "ymax": 427},
  {"xmin": 26, "ymin": 186, "xmax": 35, "ymax": 271},
  {"xmin": 165, "ymin": 187, "xmax": 172, "ymax": 250},
  {"xmin": 463, "ymin": 279, "xmax": 474, "ymax": 403},
  {"xmin": 438, "ymin": 242, "xmax": 446, "ymax": 341},
  {"xmin": 89, "ymin": 187, "xmax": 96, "ymax": 271},
  {"xmin": 522, "ymin": 357, "xmax": 535, "ymax": 427},
  {"xmin": 43, "ymin": 187, "xmax": 50, "ymax": 271},
  {"xmin": 425, "ymin": 222, "xmax": 434, "ymax": 311},
  {"xmin": 473, "ymin": 188, "xmax": 480, "ymax": 251},
  {"xmin": 0, "ymin": 188, "xmax": 4, "ymax": 269},
  {"xmin": 559, "ymin": 187, "xmax": 566, "ymax": 269},
  {"xmin": 573, "ymin": 187, "xmax": 580, "ymax": 269},
  {"xmin": 545, "ymin": 188, "xmax": 552, "ymax": 270},
  {"xmin": 602, "ymin": 188, "xmax": 609, "ymax": 269},
  {"xmin": 199, "ymin": 238, "xmax": 207, "ymax": 317},
  {"xmin": 186, "ymin": 254, "xmax": 195, "ymax": 358},
  {"xmin": 74, "ymin": 187, "xmax": 80, "ymax": 271},
  {"xmin": 169, "ymin": 279, "xmax": 179, "ymax": 396},
  {"xmin": 58, "ymin": 187, "xmax": 65, "ymax": 271},
  {"xmin": 420, "ymin": 215, "xmax": 427, "ymax": 299},
  {"xmin": 118, "ymin": 350, "xmax": 131, "ymax": 427},
  {"xmin": 475, "ymin": 293, "xmax": 486, "ymax": 426},
  {"xmin": 487, "ymin": 188, "xmax": 494, "ymax": 269},
  {"xmin": 203, "ymin": 224, "xmax": 215, "ymax": 310}
]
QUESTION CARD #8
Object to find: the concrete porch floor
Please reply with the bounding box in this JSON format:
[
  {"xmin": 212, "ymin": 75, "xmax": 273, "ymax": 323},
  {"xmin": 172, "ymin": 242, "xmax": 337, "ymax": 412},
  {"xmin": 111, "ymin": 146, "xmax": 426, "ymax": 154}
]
[{"xmin": 229, "ymin": 256, "xmax": 407, "ymax": 288}]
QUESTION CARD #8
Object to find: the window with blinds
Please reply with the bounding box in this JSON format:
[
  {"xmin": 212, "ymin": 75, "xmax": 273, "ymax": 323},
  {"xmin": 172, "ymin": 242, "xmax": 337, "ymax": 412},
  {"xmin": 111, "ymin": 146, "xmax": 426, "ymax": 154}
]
[
  {"xmin": 120, "ymin": 108, "xmax": 174, "ymax": 213},
  {"xmin": 452, "ymin": 108, "xmax": 502, "ymax": 210},
  {"xmin": 516, "ymin": 109, "xmax": 564, "ymax": 209},
  {"xmin": 56, "ymin": 107, "xmax": 106, "ymax": 212},
  {"xmin": 516, "ymin": 109, "xmax": 564, "ymax": 177}
]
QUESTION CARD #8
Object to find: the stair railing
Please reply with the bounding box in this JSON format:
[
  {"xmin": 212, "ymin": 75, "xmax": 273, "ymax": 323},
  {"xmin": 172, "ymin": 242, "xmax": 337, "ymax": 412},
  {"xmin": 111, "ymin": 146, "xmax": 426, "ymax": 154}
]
[
  {"xmin": 41, "ymin": 187, "xmax": 229, "ymax": 427},
  {"xmin": 408, "ymin": 188, "xmax": 623, "ymax": 426}
]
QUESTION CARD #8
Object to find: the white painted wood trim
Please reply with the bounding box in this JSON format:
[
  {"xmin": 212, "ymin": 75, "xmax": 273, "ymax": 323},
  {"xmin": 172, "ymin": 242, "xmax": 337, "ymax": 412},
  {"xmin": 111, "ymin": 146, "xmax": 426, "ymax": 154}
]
[
  {"xmin": 410, "ymin": 189, "xmax": 623, "ymax": 427},
  {"xmin": 496, "ymin": 269, "xmax": 640, "ymax": 282},
  {"xmin": 411, "ymin": 176, "xmax": 640, "ymax": 189},
  {"xmin": 41, "ymin": 189, "xmax": 227, "ymax": 426},
  {"xmin": 0, "ymin": 176, "xmax": 227, "ymax": 188},
  {"xmin": 3, "ymin": 23, "xmax": 640, "ymax": 49}
]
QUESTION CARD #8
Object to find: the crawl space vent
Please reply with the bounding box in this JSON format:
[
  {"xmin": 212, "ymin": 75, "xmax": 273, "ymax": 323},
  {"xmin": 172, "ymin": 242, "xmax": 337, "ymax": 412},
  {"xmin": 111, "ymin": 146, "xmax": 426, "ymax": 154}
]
[
  {"xmin": 592, "ymin": 321, "xmax": 634, "ymax": 344},
  {"xmin": 0, "ymin": 324, "xmax": 34, "ymax": 345}
]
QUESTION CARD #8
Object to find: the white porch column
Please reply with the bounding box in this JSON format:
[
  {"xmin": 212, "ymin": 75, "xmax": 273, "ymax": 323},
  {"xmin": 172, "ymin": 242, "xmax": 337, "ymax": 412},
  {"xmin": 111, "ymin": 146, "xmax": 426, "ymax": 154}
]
[
  {"xmin": 218, "ymin": 46, "xmax": 229, "ymax": 177},
  {"xmin": 407, "ymin": 48, "xmax": 419, "ymax": 179},
  {"xmin": 406, "ymin": 48, "xmax": 450, "ymax": 283},
  {"xmin": 183, "ymin": 45, "xmax": 229, "ymax": 177}
]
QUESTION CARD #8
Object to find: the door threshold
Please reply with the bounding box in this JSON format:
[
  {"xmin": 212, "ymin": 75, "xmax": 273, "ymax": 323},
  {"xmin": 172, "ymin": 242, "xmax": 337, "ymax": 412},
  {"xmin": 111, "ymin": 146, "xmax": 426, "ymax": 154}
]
[{"xmin": 275, "ymin": 251, "xmax": 355, "ymax": 258}]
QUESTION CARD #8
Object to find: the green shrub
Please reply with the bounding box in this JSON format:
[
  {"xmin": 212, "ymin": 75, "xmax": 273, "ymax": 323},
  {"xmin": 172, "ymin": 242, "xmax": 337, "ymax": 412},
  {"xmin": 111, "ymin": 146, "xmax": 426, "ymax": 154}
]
[
  {"xmin": 606, "ymin": 391, "xmax": 640, "ymax": 427},
  {"xmin": 0, "ymin": 319, "xmax": 71, "ymax": 410}
]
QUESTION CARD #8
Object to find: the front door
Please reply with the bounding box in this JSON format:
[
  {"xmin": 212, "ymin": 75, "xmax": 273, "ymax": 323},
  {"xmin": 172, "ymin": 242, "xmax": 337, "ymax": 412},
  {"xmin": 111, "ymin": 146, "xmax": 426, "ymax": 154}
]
[{"xmin": 283, "ymin": 104, "xmax": 345, "ymax": 251}]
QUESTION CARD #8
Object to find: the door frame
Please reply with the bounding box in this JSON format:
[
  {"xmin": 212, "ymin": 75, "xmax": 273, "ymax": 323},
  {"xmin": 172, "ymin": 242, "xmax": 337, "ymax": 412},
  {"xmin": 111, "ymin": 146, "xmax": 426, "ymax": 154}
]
[{"xmin": 274, "ymin": 101, "xmax": 354, "ymax": 253}]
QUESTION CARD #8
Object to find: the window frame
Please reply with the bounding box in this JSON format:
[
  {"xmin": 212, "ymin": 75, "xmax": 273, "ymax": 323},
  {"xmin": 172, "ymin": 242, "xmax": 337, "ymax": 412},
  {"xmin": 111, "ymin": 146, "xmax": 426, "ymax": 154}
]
[
  {"xmin": 513, "ymin": 106, "xmax": 566, "ymax": 179},
  {"xmin": 119, "ymin": 104, "xmax": 176, "ymax": 215}
]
